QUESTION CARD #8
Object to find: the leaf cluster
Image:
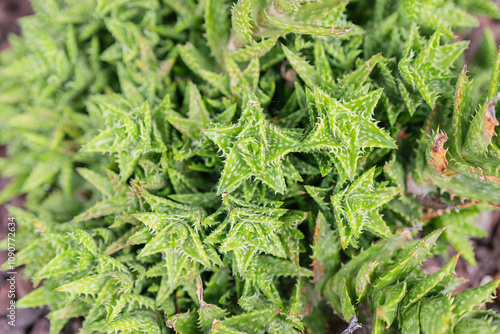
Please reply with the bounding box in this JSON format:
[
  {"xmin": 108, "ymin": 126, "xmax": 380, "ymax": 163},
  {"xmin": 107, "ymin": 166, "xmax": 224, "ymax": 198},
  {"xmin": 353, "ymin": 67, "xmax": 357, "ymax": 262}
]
[{"xmin": 1, "ymin": 0, "xmax": 500, "ymax": 333}]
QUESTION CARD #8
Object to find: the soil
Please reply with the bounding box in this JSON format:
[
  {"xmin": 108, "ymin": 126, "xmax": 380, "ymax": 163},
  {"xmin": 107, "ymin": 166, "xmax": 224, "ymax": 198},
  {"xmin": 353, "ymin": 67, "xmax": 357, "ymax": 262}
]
[
  {"xmin": 0, "ymin": 0, "xmax": 32, "ymax": 50},
  {"xmin": 1, "ymin": 1, "xmax": 500, "ymax": 333}
]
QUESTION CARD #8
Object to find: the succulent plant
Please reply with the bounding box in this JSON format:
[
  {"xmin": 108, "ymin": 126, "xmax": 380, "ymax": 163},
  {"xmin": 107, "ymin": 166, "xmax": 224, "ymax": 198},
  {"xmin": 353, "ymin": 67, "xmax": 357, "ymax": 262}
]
[{"xmin": 1, "ymin": 0, "xmax": 500, "ymax": 333}]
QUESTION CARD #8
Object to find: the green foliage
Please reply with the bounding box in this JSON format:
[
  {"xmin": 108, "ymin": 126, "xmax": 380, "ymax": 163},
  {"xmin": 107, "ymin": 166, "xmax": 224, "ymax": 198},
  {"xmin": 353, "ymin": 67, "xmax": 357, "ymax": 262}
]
[{"xmin": 1, "ymin": 0, "xmax": 500, "ymax": 333}]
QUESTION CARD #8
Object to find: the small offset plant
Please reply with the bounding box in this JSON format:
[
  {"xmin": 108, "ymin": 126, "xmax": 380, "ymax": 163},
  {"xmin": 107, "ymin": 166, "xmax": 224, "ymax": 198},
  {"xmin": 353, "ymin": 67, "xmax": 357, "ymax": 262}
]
[{"xmin": 2, "ymin": 0, "xmax": 500, "ymax": 333}]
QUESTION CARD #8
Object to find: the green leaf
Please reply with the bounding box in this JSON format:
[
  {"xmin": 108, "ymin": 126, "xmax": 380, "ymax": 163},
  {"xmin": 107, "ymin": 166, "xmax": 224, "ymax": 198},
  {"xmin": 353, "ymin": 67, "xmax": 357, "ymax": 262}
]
[
  {"xmin": 452, "ymin": 67, "xmax": 473, "ymax": 155},
  {"xmin": 402, "ymin": 301, "xmax": 421, "ymax": 334},
  {"xmin": 303, "ymin": 87, "xmax": 395, "ymax": 182},
  {"xmin": 179, "ymin": 43, "xmax": 231, "ymax": 96},
  {"xmin": 56, "ymin": 274, "xmax": 109, "ymax": 295},
  {"xmin": 73, "ymin": 229, "xmax": 98, "ymax": 255},
  {"xmin": 167, "ymin": 311, "xmax": 201, "ymax": 334},
  {"xmin": 17, "ymin": 286, "xmax": 61, "ymax": 309},
  {"xmin": 331, "ymin": 167, "xmax": 398, "ymax": 248},
  {"xmin": 105, "ymin": 312, "xmax": 160, "ymax": 334},
  {"xmin": 372, "ymin": 227, "xmax": 445, "ymax": 290},
  {"xmin": 399, "ymin": 30, "xmax": 468, "ymax": 108},
  {"xmin": 453, "ymin": 316, "xmax": 499, "ymax": 334},
  {"xmin": 419, "ymin": 295, "xmax": 453, "ymax": 334},
  {"xmin": 264, "ymin": 10, "xmax": 352, "ymax": 37},
  {"xmin": 453, "ymin": 280, "xmax": 500, "ymax": 316},
  {"xmin": 377, "ymin": 281, "xmax": 406, "ymax": 328},
  {"xmin": 338, "ymin": 276, "xmax": 356, "ymax": 321},
  {"xmin": 311, "ymin": 211, "xmax": 341, "ymax": 288},
  {"xmin": 282, "ymin": 44, "xmax": 322, "ymax": 88},
  {"xmin": 401, "ymin": 253, "xmax": 460, "ymax": 309},
  {"xmin": 22, "ymin": 161, "xmax": 60, "ymax": 192},
  {"xmin": 230, "ymin": 0, "xmax": 253, "ymax": 45},
  {"xmin": 434, "ymin": 209, "xmax": 487, "ymax": 266},
  {"xmin": 463, "ymin": 50, "xmax": 500, "ymax": 158},
  {"xmin": 219, "ymin": 308, "xmax": 280, "ymax": 332},
  {"xmin": 71, "ymin": 198, "xmax": 128, "ymax": 223},
  {"xmin": 210, "ymin": 321, "xmax": 245, "ymax": 334},
  {"xmin": 354, "ymin": 260, "xmax": 378, "ymax": 302},
  {"xmin": 199, "ymin": 304, "xmax": 227, "ymax": 332},
  {"xmin": 33, "ymin": 250, "xmax": 81, "ymax": 280},
  {"xmin": 204, "ymin": 97, "xmax": 302, "ymax": 194}
]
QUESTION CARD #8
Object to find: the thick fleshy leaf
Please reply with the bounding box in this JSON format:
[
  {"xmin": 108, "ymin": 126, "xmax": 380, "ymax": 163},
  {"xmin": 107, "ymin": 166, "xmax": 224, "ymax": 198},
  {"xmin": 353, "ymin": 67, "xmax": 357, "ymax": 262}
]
[
  {"xmin": 204, "ymin": 97, "xmax": 301, "ymax": 194},
  {"xmin": 372, "ymin": 228, "xmax": 445, "ymax": 290},
  {"xmin": 331, "ymin": 167, "xmax": 398, "ymax": 248},
  {"xmin": 453, "ymin": 280, "xmax": 500, "ymax": 316},
  {"xmin": 419, "ymin": 295, "xmax": 453, "ymax": 334}
]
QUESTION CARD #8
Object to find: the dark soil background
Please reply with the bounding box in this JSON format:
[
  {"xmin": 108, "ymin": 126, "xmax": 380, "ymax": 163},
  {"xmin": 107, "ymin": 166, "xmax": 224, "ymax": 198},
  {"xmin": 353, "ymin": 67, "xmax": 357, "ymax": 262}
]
[
  {"xmin": 1, "ymin": 1, "xmax": 500, "ymax": 333},
  {"xmin": 0, "ymin": 0, "xmax": 31, "ymax": 50}
]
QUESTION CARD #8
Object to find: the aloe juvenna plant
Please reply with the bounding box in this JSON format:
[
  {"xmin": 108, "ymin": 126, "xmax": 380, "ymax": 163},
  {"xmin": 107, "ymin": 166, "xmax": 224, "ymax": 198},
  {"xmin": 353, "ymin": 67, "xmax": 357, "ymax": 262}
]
[{"xmin": 1, "ymin": 0, "xmax": 500, "ymax": 333}]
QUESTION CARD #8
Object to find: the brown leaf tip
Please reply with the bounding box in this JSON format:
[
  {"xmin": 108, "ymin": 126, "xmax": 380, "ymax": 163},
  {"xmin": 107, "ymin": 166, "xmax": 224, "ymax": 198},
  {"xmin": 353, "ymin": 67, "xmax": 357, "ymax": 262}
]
[
  {"xmin": 428, "ymin": 132, "xmax": 448, "ymax": 176},
  {"xmin": 310, "ymin": 258, "xmax": 324, "ymax": 284},
  {"xmin": 485, "ymin": 98, "xmax": 499, "ymax": 137}
]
